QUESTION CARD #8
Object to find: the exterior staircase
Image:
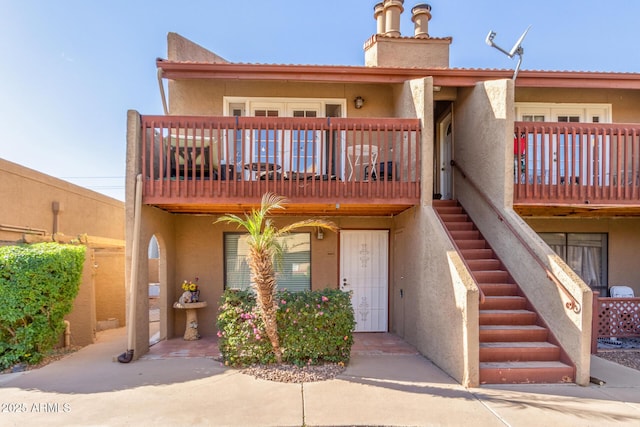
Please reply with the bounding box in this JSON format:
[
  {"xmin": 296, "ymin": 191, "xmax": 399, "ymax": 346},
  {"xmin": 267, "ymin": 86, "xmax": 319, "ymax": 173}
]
[{"xmin": 433, "ymin": 199, "xmax": 575, "ymax": 384}]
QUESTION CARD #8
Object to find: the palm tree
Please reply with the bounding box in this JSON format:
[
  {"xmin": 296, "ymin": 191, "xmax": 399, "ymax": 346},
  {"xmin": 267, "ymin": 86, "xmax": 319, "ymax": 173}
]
[{"xmin": 215, "ymin": 193, "xmax": 338, "ymax": 363}]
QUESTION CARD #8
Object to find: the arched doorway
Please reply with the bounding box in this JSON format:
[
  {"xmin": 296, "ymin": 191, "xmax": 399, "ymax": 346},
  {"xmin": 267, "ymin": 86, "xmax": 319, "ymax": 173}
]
[{"xmin": 148, "ymin": 235, "xmax": 162, "ymax": 345}]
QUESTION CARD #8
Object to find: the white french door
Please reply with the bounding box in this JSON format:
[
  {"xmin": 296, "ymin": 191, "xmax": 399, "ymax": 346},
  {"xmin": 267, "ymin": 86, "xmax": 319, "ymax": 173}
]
[{"xmin": 340, "ymin": 230, "xmax": 389, "ymax": 332}]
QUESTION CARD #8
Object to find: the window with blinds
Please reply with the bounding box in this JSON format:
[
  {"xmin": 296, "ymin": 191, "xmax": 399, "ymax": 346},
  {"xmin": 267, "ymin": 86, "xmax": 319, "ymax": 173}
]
[{"xmin": 224, "ymin": 232, "xmax": 311, "ymax": 292}]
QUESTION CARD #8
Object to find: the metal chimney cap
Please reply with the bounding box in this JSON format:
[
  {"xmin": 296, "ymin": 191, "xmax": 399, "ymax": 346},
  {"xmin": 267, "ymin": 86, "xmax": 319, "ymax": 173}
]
[{"xmin": 412, "ymin": 3, "xmax": 432, "ymax": 13}]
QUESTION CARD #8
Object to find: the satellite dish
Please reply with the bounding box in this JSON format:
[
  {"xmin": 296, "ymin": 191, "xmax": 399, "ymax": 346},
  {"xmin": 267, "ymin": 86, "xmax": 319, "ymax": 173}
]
[{"xmin": 485, "ymin": 25, "xmax": 532, "ymax": 80}]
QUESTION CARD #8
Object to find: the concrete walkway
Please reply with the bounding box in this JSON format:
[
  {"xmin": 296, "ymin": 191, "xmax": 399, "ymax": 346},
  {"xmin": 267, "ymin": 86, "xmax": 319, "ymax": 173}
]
[{"xmin": 1, "ymin": 328, "xmax": 639, "ymax": 426}]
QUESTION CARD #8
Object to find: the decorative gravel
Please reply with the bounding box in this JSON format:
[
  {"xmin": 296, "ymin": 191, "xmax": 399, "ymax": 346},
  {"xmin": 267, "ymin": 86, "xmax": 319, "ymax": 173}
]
[
  {"xmin": 241, "ymin": 363, "xmax": 346, "ymax": 383},
  {"xmin": 596, "ymin": 350, "xmax": 640, "ymax": 371}
]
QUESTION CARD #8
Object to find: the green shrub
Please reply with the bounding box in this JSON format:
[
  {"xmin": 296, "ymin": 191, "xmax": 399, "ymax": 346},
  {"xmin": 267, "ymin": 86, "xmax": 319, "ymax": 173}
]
[
  {"xmin": 217, "ymin": 289, "xmax": 275, "ymax": 366},
  {"xmin": 0, "ymin": 243, "xmax": 85, "ymax": 370},
  {"xmin": 217, "ymin": 288, "xmax": 355, "ymax": 367}
]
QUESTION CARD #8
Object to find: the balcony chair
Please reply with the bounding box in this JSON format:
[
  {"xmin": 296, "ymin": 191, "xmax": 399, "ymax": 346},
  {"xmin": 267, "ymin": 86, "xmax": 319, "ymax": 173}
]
[
  {"xmin": 347, "ymin": 144, "xmax": 378, "ymax": 181},
  {"xmin": 168, "ymin": 134, "xmax": 219, "ymax": 178}
]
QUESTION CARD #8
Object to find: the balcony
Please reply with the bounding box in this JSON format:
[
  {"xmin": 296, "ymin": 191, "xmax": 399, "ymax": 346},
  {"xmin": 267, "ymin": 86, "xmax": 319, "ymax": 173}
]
[
  {"xmin": 140, "ymin": 115, "xmax": 421, "ymax": 215},
  {"xmin": 513, "ymin": 122, "xmax": 640, "ymax": 216}
]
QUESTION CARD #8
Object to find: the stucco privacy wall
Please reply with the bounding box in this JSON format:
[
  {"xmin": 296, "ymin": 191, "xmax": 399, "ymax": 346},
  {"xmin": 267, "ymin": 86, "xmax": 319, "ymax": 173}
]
[
  {"xmin": 62, "ymin": 247, "xmax": 96, "ymax": 346},
  {"xmin": 387, "ymin": 77, "xmax": 479, "ymax": 386},
  {"xmin": 526, "ymin": 217, "xmax": 640, "ymax": 296},
  {"xmin": 453, "ymin": 80, "xmax": 593, "ymax": 385},
  {"xmin": 1, "ymin": 158, "xmax": 125, "ymax": 347},
  {"xmin": 0, "ymin": 158, "xmax": 124, "ymax": 241},
  {"xmin": 94, "ymin": 248, "xmax": 126, "ymax": 328}
]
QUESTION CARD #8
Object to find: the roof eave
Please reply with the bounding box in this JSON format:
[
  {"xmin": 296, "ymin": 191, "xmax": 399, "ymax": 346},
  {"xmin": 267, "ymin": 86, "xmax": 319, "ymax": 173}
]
[{"xmin": 156, "ymin": 60, "xmax": 640, "ymax": 89}]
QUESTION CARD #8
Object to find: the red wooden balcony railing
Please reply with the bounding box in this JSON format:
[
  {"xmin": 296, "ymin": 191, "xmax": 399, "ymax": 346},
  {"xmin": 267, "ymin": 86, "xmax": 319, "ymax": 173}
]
[
  {"xmin": 514, "ymin": 122, "xmax": 640, "ymax": 205},
  {"xmin": 139, "ymin": 115, "xmax": 421, "ymax": 213}
]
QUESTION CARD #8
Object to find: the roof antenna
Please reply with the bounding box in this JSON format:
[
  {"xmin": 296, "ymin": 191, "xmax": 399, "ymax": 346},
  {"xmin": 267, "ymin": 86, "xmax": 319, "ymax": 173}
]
[{"xmin": 485, "ymin": 25, "xmax": 531, "ymax": 80}]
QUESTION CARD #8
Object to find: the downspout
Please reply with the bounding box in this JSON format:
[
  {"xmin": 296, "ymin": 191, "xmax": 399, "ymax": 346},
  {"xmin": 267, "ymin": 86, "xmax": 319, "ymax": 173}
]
[
  {"xmin": 118, "ymin": 174, "xmax": 143, "ymax": 363},
  {"xmin": 157, "ymin": 68, "xmax": 169, "ymax": 115},
  {"xmin": 52, "ymin": 201, "xmax": 61, "ymax": 235}
]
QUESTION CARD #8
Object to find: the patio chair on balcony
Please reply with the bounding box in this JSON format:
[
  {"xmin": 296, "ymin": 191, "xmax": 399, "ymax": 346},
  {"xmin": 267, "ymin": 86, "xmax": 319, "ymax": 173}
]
[
  {"xmin": 347, "ymin": 144, "xmax": 378, "ymax": 181},
  {"xmin": 168, "ymin": 134, "xmax": 219, "ymax": 178}
]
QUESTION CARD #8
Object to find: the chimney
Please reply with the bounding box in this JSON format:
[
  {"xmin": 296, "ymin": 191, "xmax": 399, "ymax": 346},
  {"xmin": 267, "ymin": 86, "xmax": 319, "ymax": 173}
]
[
  {"xmin": 364, "ymin": 2, "xmax": 451, "ymax": 68},
  {"xmin": 373, "ymin": 3, "xmax": 386, "ymax": 35},
  {"xmin": 383, "ymin": 0, "xmax": 404, "ymax": 37},
  {"xmin": 411, "ymin": 4, "xmax": 432, "ymax": 38}
]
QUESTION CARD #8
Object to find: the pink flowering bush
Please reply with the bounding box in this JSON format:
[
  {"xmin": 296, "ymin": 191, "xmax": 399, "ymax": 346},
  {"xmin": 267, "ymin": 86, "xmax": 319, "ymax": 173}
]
[
  {"xmin": 217, "ymin": 288, "xmax": 355, "ymax": 367},
  {"xmin": 216, "ymin": 290, "xmax": 273, "ymax": 366}
]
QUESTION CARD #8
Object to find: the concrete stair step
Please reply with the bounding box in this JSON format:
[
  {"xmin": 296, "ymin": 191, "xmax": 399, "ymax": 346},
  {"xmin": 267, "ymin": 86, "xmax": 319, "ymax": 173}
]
[
  {"xmin": 480, "ymin": 309, "xmax": 537, "ymax": 325},
  {"xmin": 460, "ymin": 248, "xmax": 495, "ymax": 260},
  {"xmin": 479, "ymin": 361, "xmax": 574, "ymax": 384},
  {"xmin": 473, "ymin": 270, "xmax": 510, "ymax": 283},
  {"xmin": 455, "ymin": 240, "xmax": 488, "ymax": 250},
  {"xmin": 432, "ymin": 200, "xmax": 458, "ymax": 207},
  {"xmin": 481, "ymin": 295, "xmax": 526, "ymax": 310},
  {"xmin": 451, "ymin": 230, "xmax": 481, "ymax": 240},
  {"xmin": 479, "ymin": 283, "xmax": 519, "ymax": 296},
  {"xmin": 434, "ymin": 206, "xmax": 463, "ymax": 215},
  {"xmin": 443, "ymin": 222, "xmax": 475, "ymax": 231},
  {"xmin": 434, "ymin": 199, "xmax": 575, "ymax": 385},
  {"xmin": 467, "ymin": 259, "xmax": 501, "ymax": 271},
  {"xmin": 479, "ymin": 325, "xmax": 549, "ymax": 342},
  {"xmin": 438, "ymin": 213, "xmax": 469, "ymax": 223},
  {"xmin": 479, "ymin": 342, "xmax": 560, "ymax": 362}
]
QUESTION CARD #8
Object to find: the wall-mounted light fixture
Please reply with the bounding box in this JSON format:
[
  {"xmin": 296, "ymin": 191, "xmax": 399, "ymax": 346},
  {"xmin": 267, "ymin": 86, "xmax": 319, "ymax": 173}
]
[
  {"xmin": 354, "ymin": 96, "xmax": 365, "ymax": 109},
  {"xmin": 316, "ymin": 227, "xmax": 324, "ymax": 240}
]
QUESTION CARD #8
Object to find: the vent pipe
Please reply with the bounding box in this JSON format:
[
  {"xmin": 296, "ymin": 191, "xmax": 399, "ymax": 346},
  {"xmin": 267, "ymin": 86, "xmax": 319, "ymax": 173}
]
[
  {"xmin": 383, "ymin": 0, "xmax": 404, "ymax": 37},
  {"xmin": 411, "ymin": 4, "xmax": 432, "ymax": 38}
]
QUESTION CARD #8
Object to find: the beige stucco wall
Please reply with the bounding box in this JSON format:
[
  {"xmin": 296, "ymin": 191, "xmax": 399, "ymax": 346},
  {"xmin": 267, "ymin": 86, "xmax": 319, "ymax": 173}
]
[
  {"xmin": 63, "ymin": 247, "xmax": 97, "ymax": 346},
  {"xmin": 1, "ymin": 158, "xmax": 125, "ymax": 347},
  {"xmin": 0, "ymin": 158, "xmax": 124, "ymax": 242},
  {"xmin": 167, "ymin": 79, "xmax": 398, "ymax": 118},
  {"xmin": 94, "ymin": 248, "xmax": 126, "ymax": 327},
  {"xmin": 364, "ymin": 36, "xmax": 451, "ymax": 68},
  {"xmin": 384, "ymin": 77, "xmax": 481, "ymax": 386}
]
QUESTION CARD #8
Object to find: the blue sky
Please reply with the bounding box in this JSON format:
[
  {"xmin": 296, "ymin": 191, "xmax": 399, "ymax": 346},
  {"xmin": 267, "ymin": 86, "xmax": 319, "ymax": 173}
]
[{"xmin": 1, "ymin": 0, "xmax": 639, "ymax": 201}]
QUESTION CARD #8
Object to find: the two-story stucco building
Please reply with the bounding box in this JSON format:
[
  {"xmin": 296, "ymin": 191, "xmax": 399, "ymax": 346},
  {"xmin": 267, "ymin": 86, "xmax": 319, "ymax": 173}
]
[{"xmin": 125, "ymin": 1, "xmax": 640, "ymax": 386}]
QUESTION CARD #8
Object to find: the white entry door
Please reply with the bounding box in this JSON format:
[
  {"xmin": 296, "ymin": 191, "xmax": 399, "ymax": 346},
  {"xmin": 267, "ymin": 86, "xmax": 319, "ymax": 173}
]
[
  {"xmin": 340, "ymin": 230, "xmax": 389, "ymax": 332},
  {"xmin": 439, "ymin": 113, "xmax": 453, "ymax": 200}
]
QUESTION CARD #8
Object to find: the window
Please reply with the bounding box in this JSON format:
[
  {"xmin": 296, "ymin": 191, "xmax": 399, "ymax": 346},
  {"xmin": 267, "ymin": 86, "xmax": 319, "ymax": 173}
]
[
  {"xmin": 224, "ymin": 233, "xmax": 311, "ymax": 292},
  {"xmin": 516, "ymin": 103, "xmax": 612, "ymax": 124},
  {"xmin": 539, "ymin": 233, "xmax": 608, "ymax": 296},
  {"xmin": 223, "ymin": 97, "xmax": 347, "ymax": 176}
]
